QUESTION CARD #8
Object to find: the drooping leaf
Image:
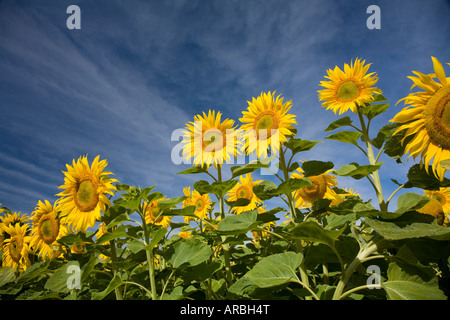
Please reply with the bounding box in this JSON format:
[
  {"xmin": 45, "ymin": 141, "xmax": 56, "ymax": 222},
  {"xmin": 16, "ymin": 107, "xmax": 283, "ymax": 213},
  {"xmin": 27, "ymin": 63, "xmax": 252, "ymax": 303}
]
[
  {"xmin": 91, "ymin": 274, "xmax": 123, "ymax": 300},
  {"xmin": 360, "ymin": 102, "xmax": 389, "ymax": 120},
  {"xmin": 217, "ymin": 209, "xmax": 259, "ymax": 235},
  {"xmin": 45, "ymin": 261, "xmax": 80, "ymax": 293},
  {"xmin": 97, "ymin": 224, "xmax": 128, "ymax": 244},
  {"xmin": 176, "ymin": 165, "xmax": 209, "ymax": 175},
  {"xmin": 287, "ymin": 221, "xmax": 346, "ymax": 247},
  {"xmin": 325, "ymin": 131, "xmax": 362, "ymax": 147},
  {"xmin": 230, "ymin": 158, "xmax": 273, "ymax": 178},
  {"xmin": 324, "ymin": 117, "xmax": 353, "ymax": 132},
  {"xmin": 168, "ymin": 238, "xmax": 212, "ymax": 269},
  {"xmin": 301, "ymin": 160, "xmax": 334, "ymax": 177},
  {"xmin": 193, "ymin": 179, "xmax": 238, "ymax": 197},
  {"xmin": 252, "ymin": 180, "xmax": 279, "ymax": 200},
  {"xmin": 157, "ymin": 196, "xmax": 189, "ymax": 210},
  {"xmin": 364, "ymin": 217, "xmax": 450, "ymax": 241},
  {"xmin": 245, "ymin": 252, "xmax": 303, "ymax": 288},
  {"xmin": 394, "ymin": 193, "xmax": 430, "ymax": 215},
  {"xmin": 405, "ymin": 164, "xmax": 450, "ymax": 190},
  {"xmin": 0, "ymin": 267, "xmax": 17, "ymax": 288},
  {"xmin": 382, "ymin": 262, "xmax": 446, "ymax": 300},
  {"xmin": 333, "ymin": 162, "xmax": 383, "ymax": 180},
  {"xmin": 284, "ymin": 138, "xmax": 322, "ymax": 154}
]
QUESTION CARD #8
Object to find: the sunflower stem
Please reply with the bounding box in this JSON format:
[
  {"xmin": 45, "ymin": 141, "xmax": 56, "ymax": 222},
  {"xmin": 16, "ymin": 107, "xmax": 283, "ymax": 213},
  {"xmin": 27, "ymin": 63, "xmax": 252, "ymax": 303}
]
[
  {"xmin": 217, "ymin": 164, "xmax": 233, "ymax": 286},
  {"xmin": 109, "ymin": 239, "xmax": 124, "ymax": 300},
  {"xmin": 278, "ymin": 145, "xmax": 297, "ymax": 220},
  {"xmin": 357, "ymin": 108, "xmax": 387, "ymax": 211},
  {"xmin": 139, "ymin": 208, "xmax": 158, "ymax": 300}
]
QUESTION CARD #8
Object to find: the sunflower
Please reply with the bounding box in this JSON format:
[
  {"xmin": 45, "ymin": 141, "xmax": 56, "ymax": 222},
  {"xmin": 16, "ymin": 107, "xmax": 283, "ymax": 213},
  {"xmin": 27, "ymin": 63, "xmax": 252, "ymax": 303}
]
[
  {"xmin": 57, "ymin": 155, "xmax": 118, "ymax": 232},
  {"xmin": 226, "ymin": 173, "xmax": 263, "ymax": 214},
  {"xmin": 179, "ymin": 231, "xmax": 192, "ymax": 239},
  {"xmin": 182, "ymin": 187, "xmax": 212, "ymax": 222},
  {"xmin": 325, "ymin": 187, "xmax": 360, "ymax": 207},
  {"xmin": 29, "ymin": 200, "xmax": 69, "ymax": 260},
  {"xmin": 182, "ymin": 110, "xmax": 240, "ymax": 167},
  {"xmin": 417, "ymin": 198, "xmax": 445, "ymax": 225},
  {"xmin": 291, "ymin": 167, "xmax": 337, "ymax": 207},
  {"xmin": 2, "ymin": 223, "xmax": 31, "ymax": 272},
  {"xmin": 424, "ymin": 187, "xmax": 450, "ymax": 215},
  {"xmin": 144, "ymin": 198, "xmax": 172, "ymax": 228},
  {"xmin": 390, "ymin": 57, "xmax": 450, "ymax": 180},
  {"xmin": 318, "ymin": 58, "xmax": 382, "ymax": 115},
  {"xmin": 240, "ymin": 91, "xmax": 297, "ymax": 158},
  {"xmin": 1, "ymin": 211, "xmax": 29, "ymax": 248}
]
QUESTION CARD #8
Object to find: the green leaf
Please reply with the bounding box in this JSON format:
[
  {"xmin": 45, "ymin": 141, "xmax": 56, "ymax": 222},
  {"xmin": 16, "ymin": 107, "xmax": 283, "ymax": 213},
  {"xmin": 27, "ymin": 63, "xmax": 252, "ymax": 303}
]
[
  {"xmin": 287, "ymin": 221, "xmax": 346, "ymax": 247},
  {"xmin": 324, "ymin": 117, "xmax": 353, "ymax": 132},
  {"xmin": 0, "ymin": 267, "xmax": 17, "ymax": 288},
  {"xmin": 284, "ymin": 139, "xmax": 322, "ymax": 153},
  {"xmin": 405, "ymin": 164, "xmax": 450, "ymax": 190},
  {"xmin": 97, "ymin": 224, "xmax": 128, "ymax": 244},
  {"xmin": 252, "ymin": 180, "xmax": 279, "ymax": 201},
  {"xmin": 395, "ymin": 193, "xmax": 430, "ymax": 215},
  {"xmin": 245, "ymin": 252, "xmax": 303, "ymax": 288},
  {"xmin": 104, "ymin": 212, "xmax": 130, "ymax": 229},
  {"xmin": 161, "ymin": 205, "xmax": 197, "ymax": 217},
  {"xmin": 168, "ymin": 238, "xmax": 212, "ymax": 268},
  {"xmin": 276, "ymin": 178, "xmax": 312, "ymax": 195},
  {"xmin": 225, "ymin": 198, "xmax": 251, "ymax": 208},
  {"xmin": 91, "ymin": 274, "xmax": 123, "ymax": 300},
  {"xmin": 176, "ymin": 165, "xmax": 209, "ymax": 175},
  {"xmin": 157, "ymin": 196, "xmax": 188, "ymax": 210},
  {"xmin": 371, "ymin": 94, "xmax": 389, "ymax": 103},
  {"xmin": 333, "ymin": 162, "xmax": 383, "ymax": 180},
  {"xmin": 230, "ymin": 158, "xmax": 273, "ymax": 178},
  {"xmin": 81, "ymin": 252, "xmax": 99, "ymax": 283},
  {"xmin": 364, "ymin": 217, "xmax": 450, "ymax": 241},
  {"xmin": 325, "ymin": 131, "xmax": 362, "ymax": 147},
  {"xmin": 147, "ymin": 227, "xmax": 168, "ymax": 249},
  {"xmin": 45, "ymin": 261, "xmax": 80, "ymax": 293},
  {"xmin": 217, "ymin": 209, "xmax": 259, "ymax": 235},
  {"xmin": 16, "ymin": 261, "xmax": 50, "ymax": 285},
  {"xmin": 302, "ymin": 160, "xmax": 334, "ymax": 177},
  {"xmin": 383, "ymin": 262, "xmax": 447, "ymax": 300},
  {"xmin": 360, "ymin": 103, "xmax": 389, "ymax": 120},
  {"xmin": 194, "ymin": 179, "xmax": 238, "ymax": 197}
]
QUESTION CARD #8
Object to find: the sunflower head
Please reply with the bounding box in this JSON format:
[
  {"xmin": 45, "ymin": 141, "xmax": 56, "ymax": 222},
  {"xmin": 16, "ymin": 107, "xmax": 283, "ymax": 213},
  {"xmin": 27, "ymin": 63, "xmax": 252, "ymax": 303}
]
[
  {"xmin": 318, "ymin": 58, "xmax": 382, "ymax": 115},
  {"xmin": 182, "ymin": 110, "xmax": 240, "ymax": 167},
  {"xmin": 57, "ymin": 155, "xmax": 118, "ymax": 232},
  {"xmin": 30, "ymin": 200, "xmax": 68, "ymax": 260},
  {"xmin": 390, "ymin": 57, "xmax": 450, "ymax": 180},
  {"xmin": 424, "ymin": 187, "xmax": 450, "ymax": 214},
  {"xmin": 226, "ymin": 173, "xmax": 263, "ymax": 214},
  {"xmin": 239, "ymin": 91, "xmax": 297, "ymax": 159},
  {"xmin": 418, "ymin": 197, "xmax": 445, "ymax": 225},
  {"xmin": 182, "ymin": 187, "xmax": 212, "ymax": 222},
  {"xmin": 2, "ymin": 223, "xmax": 31, "ymax": 272},
  {"xmin": 291, "ymin": 168, "xmax": 337, "ymax": 206},
  {"xmin": 145, "ymin": 198, "xmax": 172, "ymax": 228}
]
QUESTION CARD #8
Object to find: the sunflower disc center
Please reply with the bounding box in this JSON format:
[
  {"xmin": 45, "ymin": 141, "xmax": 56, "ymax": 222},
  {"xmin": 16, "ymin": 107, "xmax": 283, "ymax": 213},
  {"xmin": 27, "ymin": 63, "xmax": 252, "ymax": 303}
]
[
  {"xmin": 254, "ymin": 111, "xmax": 279, "ymax": 138},
  {"xmin": 75, "ymin": 178, "xmax": 99, "ymax": 212},
  {"xmin": 424, "ymin": 85, "xmax": 450, "ymax": 150},
  {"xmin": 336, "ymin": 80, "xmax": 360, "ymax": 102},
  {"xmin": 9, "ymin": 236, "xmax": 23, "ymax": 263},
  {"xmin": 39, "ymin": 216, "xmax": 60, "ymax": 245},
  {"xmin": 298, "ymin": 176, "xmax": 326, "ymax": 202},
  {"xmin": 237, "ymin": 185, "xmax": 252, "ymax": 199}
]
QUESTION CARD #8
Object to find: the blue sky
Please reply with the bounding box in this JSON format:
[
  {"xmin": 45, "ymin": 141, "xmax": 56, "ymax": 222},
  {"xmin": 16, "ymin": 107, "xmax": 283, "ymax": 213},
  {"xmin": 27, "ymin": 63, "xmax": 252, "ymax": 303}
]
[{"xmin": 1, "ymin": 0, "xmax": 449, "ymax": 216}]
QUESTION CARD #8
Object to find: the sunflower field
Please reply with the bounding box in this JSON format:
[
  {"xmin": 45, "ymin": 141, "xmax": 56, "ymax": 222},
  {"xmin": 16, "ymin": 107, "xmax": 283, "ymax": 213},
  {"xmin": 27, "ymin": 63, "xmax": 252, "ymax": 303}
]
[{"xmin": 1, "ymin": 57, "xmax": 450, "ymax": 301}]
